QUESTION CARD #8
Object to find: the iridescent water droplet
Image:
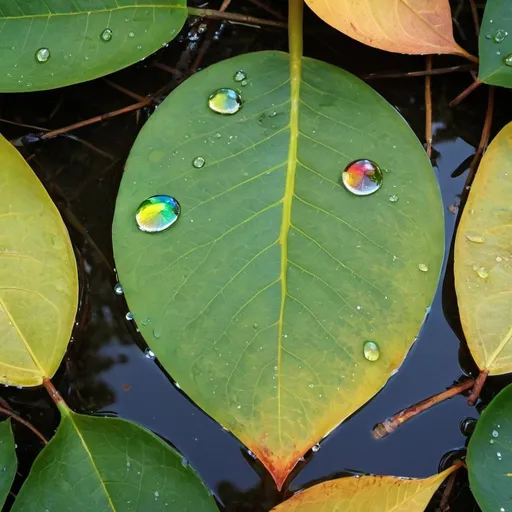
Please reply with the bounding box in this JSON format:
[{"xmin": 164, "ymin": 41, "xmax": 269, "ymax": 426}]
[
  {"xmin": 100, "ymin": 28, "xmax": 113, "ymax": 42},
  {"xmin": 504, "ymin": 54, "xmax": 512, "ymax": 67},
  {"xmin": 466, "ymin": 234, "xmax": 485, "ymax": 244},
  {"xmin": 418, "ymin": 263, "xmax": 429, "ymax": 272},
  {"xmin": 389, "ymin": 194, "xmax": 399, "ymax": 203},
  {"xmin": 363, "ymin": 341, "xmax": 380, "ymax": 361},
  {"xmin": 312, "ymin": 443, "xmax": 320, "ymax": 452},
  {"xmin": 493, "ymin": 29, "xmax": 508, "ymax": 43},
  {"xmin": 341, "ymin": 159, "xmax": 383, "ymax": 196},
  {"xmin": 114, "ymin": 283, "xmax": 123, "ymax": 295},
  {"xmin": 233, "ymin": 70, "xmax": 247, "ymax": 82},
  {"xmin": 208, "ymin": 88, "xmax": 242, "ymax": 115},
  {"xmin": 192, "ymin": 156, "xmax": 205, "ymax": 168},
  {"xmin": 144, "ymin": 348, "xmax": 155, "ymax": 360},
  {"xmin": 126, "ymin": 312, "xmax": 134, "ymax": 321},
  {"xmin": 35, "ymin": 48, "xmax": 50, "ymax": 63},
  {"xmin": 135, "ymin": 195, "xmax": 181, "ymax": 233}
]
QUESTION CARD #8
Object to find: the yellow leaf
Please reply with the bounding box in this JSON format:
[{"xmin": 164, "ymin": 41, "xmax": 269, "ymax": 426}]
[
  {"xmin": 271, "ymin": 466, "xmax": 458, "ymax": 511},
  {"xmin": 0, "ymin": 135, "xmax": 77, "ymax": 386},
  {"xmin": 304, "ymin": 0, "xmax": 475, "ymax": 60},
  {"xmin": 455, "ymin": 122, "xmax": 512, "ymax": 375}
]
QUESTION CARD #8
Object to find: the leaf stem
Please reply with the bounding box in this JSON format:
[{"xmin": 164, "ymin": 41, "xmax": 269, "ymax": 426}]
[
  {"xmin": 467, "ymin": 370, "xmax": 489, "ymax": 406},
  {"xmin": 373, "ymin": 379, "xmax": 475, "ymax": 439},
  {"xmin": 187, "ymin": 7, "xmax": 287, "ymax": 28},
  {"xmin": 42, "ymin": 378, "xmax": 69, "ymax": 416},
  {"xmin": 449, "ymin": 79, "xmax": 482, "ymax": 108},
  {"xmin": 425, "ymin": 56, "xmax": 432, "ymax": 158}
]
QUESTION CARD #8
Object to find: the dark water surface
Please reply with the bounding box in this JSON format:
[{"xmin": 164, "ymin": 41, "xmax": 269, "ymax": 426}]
[{"xmin": 1, "ymin": 1, "xmax": 511, "ymax": 510}]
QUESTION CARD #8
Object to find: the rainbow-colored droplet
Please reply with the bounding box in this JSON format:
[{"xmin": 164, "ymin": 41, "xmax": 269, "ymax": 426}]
[
  {"xmin": 135, "ymin": 195, "xmax": 181, "ymax": 233},
  {"xmin": 208, "ymin": 88, "xmax": 242, "ymax": 115},
  {"xmin": 342, "ymin": 159, "xmax": 383, "ymax": 196}
]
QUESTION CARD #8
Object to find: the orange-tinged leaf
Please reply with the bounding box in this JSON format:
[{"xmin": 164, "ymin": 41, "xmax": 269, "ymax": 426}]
[
  {"xmin": 305, "ymin": 0, "xmax": 475, "ymax": 60},
  {"xmin": 271, "ymin": 466, "xmax": 459, "ymax": 512}
]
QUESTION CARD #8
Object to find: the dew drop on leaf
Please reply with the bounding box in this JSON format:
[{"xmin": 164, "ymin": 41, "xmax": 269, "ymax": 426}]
[
  {"xmin": 35, "ymin": 48, "xmax": 50, "ymax": 63},
  {"xmin": 128, "ymin": 31, "xmax": 135, "ymax": 38},
  {"xmin": 114, "ymin": 283, "xmax": 123, "ymax": 295},
  {"xmin": 389, "ymin": 194, "xmax": 399, "ymax": 203},
  {"xmin": 233, "ymin": 70, "xmax": 247, "ymax": 82},
  {"xmin": 100, "ymin": 28, "xmax": 113, "ymax": 42},
  {"xmin": 503, "ymin": 54, "xmax": 512, "ymax": 66},
  {"xmin": 144, "ymin": 349, "xmax": 155, "ymax": 360},
  {"xmin": 466, "ymin": 234, "xmax": 485, "ymax": 244},
  {"xmin": 208, "ymin": 88, "xmax": 243, "ymax": 115},
  {"xmin": 126, "ymin": 312, "xmax": 134, "ymax": 321},
  {"xmin": 492, "ymin": 29, "xmax": 508, "ymax": 43},
  {"xmin": 192, "ymin": 156, "xmax": 206, "ymax": 168},
  {"xmin": 476, "ymin": 267, "xmax": 489, "ymax": 279},
  {"xmin": 135, "ymin": 195, "xmax": 181, "ymax": 233},
  {"xmin": 363, "ymin": 341, "xmax": 380, "ymax": 361},
  {"xmin": 341, "ymin": 159, "xmax": 383, "ymax": 196},
  {"xmin": 418, "ymin": 263, "xmax": 429, "ymax": 272},
  {"xmin": 312, "ymin": 443, "xmax": 320, "ymax": 452}
]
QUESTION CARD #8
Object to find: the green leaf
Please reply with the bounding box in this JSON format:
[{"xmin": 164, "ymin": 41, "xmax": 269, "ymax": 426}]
[
  {"xmin": 454, "ymin": 122, "xmax": 512, "ymax": 375},
  {"xmin": 112, "ymin": 49, "xmax": 444, "ymax": 487},
  {"xmin": 0, "ymin": 0, "xmax": 186, "ymax": 92},
  {"xmin": 467, "ymin": 383, "xmax": 512, "ymax": 512},
  {"xmin": 478, "ymin": 0, "xmax": 512, "ymax": 86},
  {"xmin": 0, "ymin": 135, "xmax": 77, "ymax": 386},
  {"xmin": 0, "ymin": 420, "xmax": 17, "ymax": 508},
  {"xmin": 12, "ymin": 407, "xmax": 217, "ymax": 512}
]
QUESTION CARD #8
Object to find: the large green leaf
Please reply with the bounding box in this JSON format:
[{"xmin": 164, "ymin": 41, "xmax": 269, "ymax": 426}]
[
  {"xmin": 454, "ymin": 122, "xmax": 512, "ymax": 375},
  {"xmin": 113, "ymin": 45, "xmax": 444, "ymax": 486},
  {"xmin": 0, "ymin": 420, "xmax": 17, "ymax": 508},
  {"xmin": 478, "ymin": 0, "xmax": 512, "ymax": 87},
  {"xmin": 0, "ymin": 135, "xmax": 77, "ymax": 386},
  {"xmin": 12, "ymin": 406, "xmax": 217, "ymax": 511},
  {"xmin": 467, "ymin": 383, "xmax": 512, "ymax": 512},
  {"xmin": 0, "ymin": 0, "xmax": 186, "ymax": 92}
]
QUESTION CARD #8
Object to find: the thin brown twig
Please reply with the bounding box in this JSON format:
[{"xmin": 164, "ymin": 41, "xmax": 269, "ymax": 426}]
[
  {"xmin": 104, "ymin": 79, "xmax": 147, "ymax": 103},
  {"xmin": 449, "ymin": 79, "xmax": 482, "ymax": 107},
  {"xmin": 373, "ymin": 379, "xmax": 475, "ymax": 439},
  {"xmin": 438, "ymin": 467, "xmax": 459, "ymax": 512},
  {"xmin": 219, "ymin": 0, "xmax": 232, "ymax": 10},
  {"xmin": 247, "ymin": 0, "xmax": 286, "ymax": 20},
  {"xmin": 466, "ymin": 86, "xmax": 494, "ymax": 186},
  {"xmin": 425, "ymin": 56, "xmax": 433, "ymax": 158},
  {"xmin": 187, "ymin": 7, "xmax": 287, "ymax": 28},
  {"xmin": 40, "ymin": 100, "xmax": 149, "ymax": 140},
  {"xmin": 0, "ymin": 406, "xmax": 48, "ymax": 445},
  {"xmin": 468, "ymin": 369, "xmax": 490, "ymax": 406},
  {"xmin": 363, "ymin": 64, "xmax": 474, "ymax": 80},
  {"xmin": 151, "ymin": 62, "xmax": 183, "ymax": 76},
  {"xmin": 0, "ymin": 118, "xmax": 48, "ymax": 132},
  {"xmin": 469, "ymin": 0, "xmax": 480, "ymax": 36}
]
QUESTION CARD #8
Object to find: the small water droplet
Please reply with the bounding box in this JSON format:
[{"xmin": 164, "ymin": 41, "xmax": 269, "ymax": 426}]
[
  {"xmin": 363, "ymin": 341, "xmax": 380, "ymax": 362},
  {"xmin": 503, "ymin": 54, "xmax": 512, "ymax": 66},
  {"xmin": 126, "ymin": 312, "xmax": 134, "ymax": 321},
  {"xmin": 114, "ymin": 283, "xmax": 123, "ymax": 295},
  {"xmin": 141, "ymin": 317, "xmax": 151, "ymax": 326},
  {"xmin": 35, "ymin": 48, "xmax": 50, "ymax": 63},
  {"xmin": 154, "ymin": 490, "xmax": 159, "ymax": 499},
  {"xmin": 312, "ymin": 444, "xmax": 320, "ymax": 453},
  {"xmin": 490, "ymin": 439, "xmax": 495, "ymax": 444},
  {"xmin": 497, "ymin": 451, "xmax": 502, "ymax": 459},
  {"xmin": 153, "ymin": 328, "xmax": 161, "ymax": 339},
  {"xmin": 241, "ymin": 79, "xmax": 248, "ymax": 86},
  {"xmin": 129, "ymin": 31, "xmax": 135, "ymax": 38},
  {"xmin": 341, "ymin": 159, "xmax": 383, "ymax": 196},
  {"xmin": 493, "ymin": 29, "xmax": 508, "ymax": 43},
  {"xmin": 253, "ymin": 323, "xmax": 258, "ymax": 329},
  {"xmin": 192, "ymin": 156, "xmax": 206, "ymax": 168},
  {"xmin": 492, "ymin": 429, "xmax": 499, "ymax": 438},
  {"xmin": 208, "ymin": 88, "xmax": 243, "ymax": 115},
  {"xmin": 100, "ymin": 28, "xmax": 113, "ymax": 42},
  {"xmin": 137, "ymin": 44, "xmax": 142, "ymax": 50},
  {"xmin": 418, "ymin": 263, "xmax": 429, "ymax": 272},
  {"xmin": 466, "ymin": 234, "xmax": 485, "ymax": 244},
  {"xmin": 144, "ymin": 349, "xmax": 155, "ymax": 360},
  {"xmin": 389, "ymin": 194, "xmax": 399, "ymax": 203},
  {"xmin": 477, "ymin": 268, "xmax": 489, "ymax": 279},
  {"xmin": 233, "ymin": 70, "xmax": 247, "ymax": 82},
  {"xmin": 181, "ymin": 457, "xmax": 189, "ymax": 468},
  {"xmin": 136, "ymin": 195, "xmax": 180, "ymax": 233}
]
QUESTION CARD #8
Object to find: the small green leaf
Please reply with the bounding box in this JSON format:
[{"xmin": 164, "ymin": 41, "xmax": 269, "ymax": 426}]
[
  {"xmin": 467, "ymin": 383, "xmax": 512, "ymax": 512},
  {"xmin": 0, "ymin": 135, "xmax": 77, "ymax": 386},
  {"xmin": 0, "ymin": 420, "xmax": 17, "ymax": 508},
  {"xmin": 12, "ymin": 408, "xmax": 217, "ymax": 512},
  {"xmin": 478, "ymin": 0, "xmax": 512, "ymax": 86},
  {"xmin": 0, "ymin": 0, "xmax": 187, "ymax": 92},
  {"xmin": 113, "ymin": 50, "xmax": 444, "ymax": 487}
]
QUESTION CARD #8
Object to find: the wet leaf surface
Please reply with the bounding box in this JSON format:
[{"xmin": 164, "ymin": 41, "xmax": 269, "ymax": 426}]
[
  {"xmin": 304, "ymin": 0, "xmax": 472, "ymax": 59},
  {"xmin": 0, "ymin": 0, "xmax": 186, "ymax": 92},
  {"xmin": 271, "ymin": 466, "xmax": 458, "ymax": 511},
  {"xmin": 454, "ymin": 122, "xmax": 512, "ymax": 374},
  {"xmin": 0, "ymin": 135, "xmax": 77, "ymax": 386},
  {"xmin": 112, "ymin": 50, "xmax": 444, "ymax": 487},
  {"xmin": 12, "ymin": 408, "xmax": 217, "ymax": 512},
  {"xmin": 0, "ymin": 420, "xmax": 16, "ymax": 508},
  {"xmin": 467, "ymin": 383, "xmax": 512, "ymax": 512}
]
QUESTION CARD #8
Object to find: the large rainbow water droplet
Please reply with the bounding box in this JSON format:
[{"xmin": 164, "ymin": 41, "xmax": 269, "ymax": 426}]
[
  {"xmin": 342, "ymin": 159, "xmax": 383, "ymax": 196},
  {"xmin": 208, "ymin": 88, "xmax": 242, "ymax": 115},
  {"xmin": 135, "ymin": 195, "xmax": 181, "ymax": 233}
]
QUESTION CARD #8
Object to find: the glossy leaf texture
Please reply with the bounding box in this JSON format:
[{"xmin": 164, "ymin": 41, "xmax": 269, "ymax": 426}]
[
  {"xmin": 304, "ymin": 0, "xmax": 473, "ymax": 59},
  {"xmin": 0, "ymin": 135, "xmax": 77, "ymax": 386},
  {"xmin": 467, "ymin": 383, "xmax": 512, "ymax": 512},
  {"xmin": 0, "ymin": 0, "xmax": 186, "ymax": 92},
  {"xmin": 12, "ymin": 407, "xmax": 217, "ymax": 512},
  {"xmin": 478, "ymin": 0, "xmax": 512, "ymax": 87},
  {"xmin": 454, "ymin": 122, "xmax": 512, "ymax": 375},
  {"xmin": 271, "ymin": 466, "xmax": 458, "ymax": 511},
  {"xmin": 0, "ymin": 420, "xmax": 17, "ymax": 509},
  {"xmin": 112, "ymin": 51, "xmax": 444, "ymax": 488}
]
